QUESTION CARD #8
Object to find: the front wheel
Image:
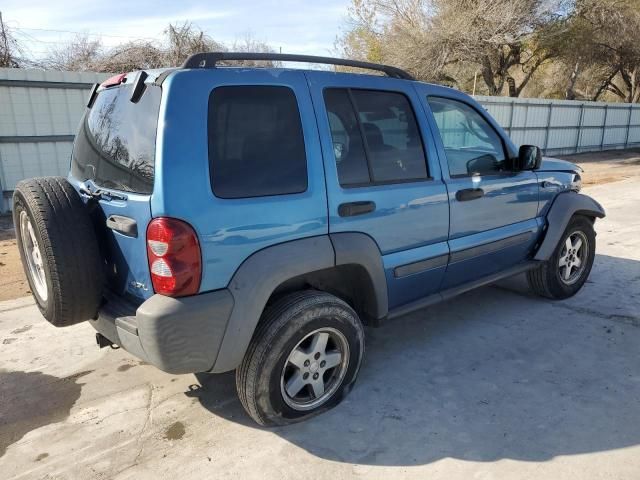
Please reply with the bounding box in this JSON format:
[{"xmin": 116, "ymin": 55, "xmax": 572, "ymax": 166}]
[
  {"xmin": 527, "ymin": 215, "xmax": 596, "ymax": 299},
  {"xmin": 236, "ymin": 291, "xmax": 365, "ymax": 426}
]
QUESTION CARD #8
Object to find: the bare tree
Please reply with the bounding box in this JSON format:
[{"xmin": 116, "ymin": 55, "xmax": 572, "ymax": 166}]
[
  {"xmin": 96, "ymin": 41, "xmax": 164, "ymax": 72},
  {"xmin": 432, "ymin": 0, "xmax": 568, "ymax": 96},
  {"xmin": 0, "ymin": 11, "xmax": 23, "ymax": 67},
  {"xmin": 41, "ymin": 22, "xmax": 279, "ymax": 73},
  {"xmin": 163, "ymin": 22, "xmax": 225, "ymax": 66},
  {"xmin": 337, "ymin": 0, "xmax": 570, "ymax": 96},
  {"xmin": 43, "ymin": 34, "xmax": 102, "ymax": 71},
  {"xmin": 230, "ymin": 34, "xmax": 280, "ymax": 67},
  {"xmin": 575, "ymin": 0, "xmax": 640, "ymax": 103}
]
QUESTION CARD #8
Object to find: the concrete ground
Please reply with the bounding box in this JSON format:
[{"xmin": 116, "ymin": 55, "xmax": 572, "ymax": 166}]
[{"xmin": 1, "ymin": 179, "xmax": 639, "ymax": 480}]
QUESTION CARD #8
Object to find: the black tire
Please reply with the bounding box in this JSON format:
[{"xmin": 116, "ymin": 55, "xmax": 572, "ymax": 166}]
[
  {"xmin": 527, "ymin": 215, "xmax": 596, "ymax": 300},
  {"xmin": 236, "ymin": 290, "xmax": 365, "ymax": 426},
  {"xmin": 13, "ymin": 177, "xmax": 103, "ymax": 327}
]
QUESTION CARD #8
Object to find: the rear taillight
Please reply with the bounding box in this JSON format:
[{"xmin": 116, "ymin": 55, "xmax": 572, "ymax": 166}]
[{"xmin": 146, "ymin": 218, "xmax": 201, "ymax": 297}]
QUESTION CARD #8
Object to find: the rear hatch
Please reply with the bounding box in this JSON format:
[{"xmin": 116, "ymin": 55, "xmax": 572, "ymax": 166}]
[{"xmin": 68, "ymin": 73, "xmax": 162, "ymax": 303}]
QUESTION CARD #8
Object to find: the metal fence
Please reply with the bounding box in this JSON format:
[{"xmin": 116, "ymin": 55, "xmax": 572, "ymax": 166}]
[
  {"xmin": 1, "ymin": 68, "xmax": 640, "ymax": 213},
  {"xmin": 476, "ymin": 96, "xmax": 640, "ymax": 156},
  {"xmin": 0, "ymin": 68, "xmax": 111, "ymax": 213}
]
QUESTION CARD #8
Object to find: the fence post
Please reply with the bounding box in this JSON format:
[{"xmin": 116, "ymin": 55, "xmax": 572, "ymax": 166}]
[
  {"xmin": 508, "ymin": 99, "xmax": 516, "ymax": 137},
  {"xmin": 600, "ymin": 104, "xmax": 609, "ymax": 150},
  {"xmin": 0, "ymin": 149, "xmax": 6, "ymax": 214},
  {"xmin": 624, "ymin": 104, "xmax": 633, "ymax": 149},
  {"xmin": 543, "ymin": 102, "xmax": 553, "ymax": 154},
  {"xmin": 576, "ymin": 103, "xmax": 585, "ymax": 154}
]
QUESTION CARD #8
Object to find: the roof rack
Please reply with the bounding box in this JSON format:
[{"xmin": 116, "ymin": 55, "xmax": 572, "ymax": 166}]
[{"xmin": 181, "ymin": 52, "xmax": 415, "ymax": 81}]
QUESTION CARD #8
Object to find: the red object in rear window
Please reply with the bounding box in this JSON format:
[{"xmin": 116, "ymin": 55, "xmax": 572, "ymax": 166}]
[
  {"xmin": 101, "ymin": 73, "xmax": 126, "ymax": 88},
  {"xmin": 146, "ymin": 218, "xmax": 202, "ymax": 297}
]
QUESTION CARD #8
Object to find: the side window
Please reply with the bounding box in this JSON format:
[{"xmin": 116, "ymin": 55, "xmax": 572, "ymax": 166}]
[
  {"xmin": 324, "ymin": 88, "xmax": 428, "ymax": 186},
  {"xmin": 324, "ymin": 89, "xmax": 370, "ymax": 186},
  {"xmin": 208, "ymin": 86, "xmax": 307, "ymax": 199},
  {"xmin": 428, "ymin": 97, "xmax": 508, "ymax": 177}
]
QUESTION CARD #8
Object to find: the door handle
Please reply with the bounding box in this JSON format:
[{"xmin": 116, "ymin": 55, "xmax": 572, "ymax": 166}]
[
  {"xmin": 106, "ymin": 215, "xmax": 138, "ymax": 238},
  {"xmin": 456, "ymin": 188, "xmax": 484, "ymax": 202},
  {"xmin": 338, "ymin": 201, "xmax": 376, "ymax": 217}
]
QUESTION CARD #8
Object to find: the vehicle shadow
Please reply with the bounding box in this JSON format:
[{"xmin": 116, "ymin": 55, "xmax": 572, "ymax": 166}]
[{"xmin": 189, "ymin": 253, "xmax": 640, "ymax": 466}]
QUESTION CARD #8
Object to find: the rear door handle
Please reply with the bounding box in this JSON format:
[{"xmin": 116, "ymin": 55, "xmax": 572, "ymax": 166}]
[
  {"xmin": 106, "ymin": 215, "xmax": 138, "ymax": 238},
  {"xmin": 456, "ymin": 188, "xmax": 485, "ymax": 202},
  {"xmin": 338, "ymin": 201, "xmax": 376, "ymax": 217}
]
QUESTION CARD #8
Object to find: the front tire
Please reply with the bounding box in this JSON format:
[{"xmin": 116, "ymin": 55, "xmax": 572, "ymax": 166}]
[
  {"xmin": 236, "ymin": 291, "xmax": 365, "ymax": 426},
  {"xmin": 527, "ymin": 214, "xmax": 596, "ymax": 299}
]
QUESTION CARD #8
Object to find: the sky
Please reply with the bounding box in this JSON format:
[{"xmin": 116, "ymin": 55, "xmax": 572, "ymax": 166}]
[{"xmin": 1, "ymin": 0, "xmax": 352, "ymax": 60}]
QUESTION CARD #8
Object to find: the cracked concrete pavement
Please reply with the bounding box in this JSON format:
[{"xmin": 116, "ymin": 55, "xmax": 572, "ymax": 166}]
[{"xmin": 1, "ymin": 179, "xmax": 639, "ymax": 480}]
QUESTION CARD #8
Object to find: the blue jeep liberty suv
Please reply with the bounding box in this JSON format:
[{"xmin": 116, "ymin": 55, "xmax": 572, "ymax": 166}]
[{"xmin": 13, "ymin": 53, "xmax": 605, "ymax": 425}]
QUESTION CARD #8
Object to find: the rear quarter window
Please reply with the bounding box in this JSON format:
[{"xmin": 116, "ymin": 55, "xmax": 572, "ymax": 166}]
[
  {"xmin": 208, "ymin": 86, "xmax": 308, "ymax": 199},
  {"xmin": 71, "ymin": 83, "xmax": 161, "ymax": 194}
]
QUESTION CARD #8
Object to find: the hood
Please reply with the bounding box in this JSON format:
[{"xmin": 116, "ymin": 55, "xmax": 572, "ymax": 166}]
[{"xmin": 537, "ymin": 156, "xmax": 582, "ymax": 173}]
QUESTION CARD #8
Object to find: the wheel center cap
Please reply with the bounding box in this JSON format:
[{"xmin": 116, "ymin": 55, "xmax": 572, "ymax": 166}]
[{"xmin": 309, "ymin": 361, "xmax": 319, "ymax": 373}]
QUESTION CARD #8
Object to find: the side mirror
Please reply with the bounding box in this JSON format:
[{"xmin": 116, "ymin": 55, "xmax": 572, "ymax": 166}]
[{"xmin": 517, "ymin": 145, "xmax": 542, "ymax": 171}]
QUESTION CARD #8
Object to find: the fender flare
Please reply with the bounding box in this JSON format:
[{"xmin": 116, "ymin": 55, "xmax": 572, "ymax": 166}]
[
  {"xmin": 330, "ymin": 232, "xmax": 388, "ymax": 320},
  {"xmin": 534, "ymin": 191, "xmax": 605, "ymax": 261},
  {"xmin": 211, "ymin": 233, "xmax": 389, "ymax": 373}
]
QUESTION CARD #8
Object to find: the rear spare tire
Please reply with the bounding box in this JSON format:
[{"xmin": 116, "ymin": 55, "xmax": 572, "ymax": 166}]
[{"xmin": 13, "ymin": 177, "xmax": 103, "ymax": 326}]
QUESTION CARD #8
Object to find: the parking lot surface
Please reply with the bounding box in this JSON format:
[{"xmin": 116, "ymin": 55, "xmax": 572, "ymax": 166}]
[{"xmin": 1, "ymin": 178, "xmax": 639, "ymax": 480}]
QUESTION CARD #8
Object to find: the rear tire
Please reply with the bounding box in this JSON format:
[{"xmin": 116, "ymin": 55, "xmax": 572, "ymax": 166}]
[
  {"xmin": 236, "ymin": 290, "xmax": 365, "ymax": 426},
  {"xmin": 527, "ymin": 215, "xmax": 596, "ymax": 300},
  {"xmin": 13, "ymin": 177, "xmax": 103, "ymax": 327}
]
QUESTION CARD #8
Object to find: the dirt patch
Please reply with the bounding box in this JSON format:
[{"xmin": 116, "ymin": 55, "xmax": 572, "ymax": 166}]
[
  {"xmin": 10, "ymin": 325, "xmax": 32, "ymax": 335},
  {"xmin": 560, "ymin": 148, "xmax": 640, "ymax": 186},
  {"xmin": 164, "ymin": 421, "xmax": 186, "ymax": 441},
  {"xmin": 0, "ymin": 215, "xmax": 28, "ymax": 302},
  {"xmin": 0, "ymin": 237, "xmax": 29, "ymax": 302}
]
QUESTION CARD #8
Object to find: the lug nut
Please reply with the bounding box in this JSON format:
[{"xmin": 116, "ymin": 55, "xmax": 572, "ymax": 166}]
[
  {"xmin": 303, "ymin": 372, "xmax": 309, "ymax": 380},
  {"xmin": 314, "ymin": 352, "xmax": 321, "ymax": 360},
  {"xmin": 320, "ymin": 360, "xmax": 326, "ymax": 368},
  {"xmin": 313, "ymin": 373, "xmax": 319, "ymax": 380},
  {"xmin": 304, "ymin": 360, "xmax": 310, "ymax": 367}
]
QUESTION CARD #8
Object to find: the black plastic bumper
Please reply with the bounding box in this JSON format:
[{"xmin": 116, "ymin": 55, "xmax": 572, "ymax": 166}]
[{"xmin": 90, "ymin": 290, "xmax": 234, "ymax": 374}]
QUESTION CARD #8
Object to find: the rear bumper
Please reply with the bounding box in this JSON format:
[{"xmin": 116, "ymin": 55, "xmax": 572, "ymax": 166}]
[{"xmin": 90, "ymin": 290, "xmax": 234, "ymax": 374}]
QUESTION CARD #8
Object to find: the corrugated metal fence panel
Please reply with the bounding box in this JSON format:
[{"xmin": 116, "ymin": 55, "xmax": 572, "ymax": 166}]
[
  {"xmin": 476, "ymin": 96, "xmax": 640, "ymax": 156},
  {"xmin": 0, "ymin": 68, "xmax": 111, "ymax": 213}
]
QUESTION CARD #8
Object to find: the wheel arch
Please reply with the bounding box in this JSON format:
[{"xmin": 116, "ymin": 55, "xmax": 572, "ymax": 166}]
[
  {"xmin": 534, "ymin": 191, "xmax": 605, "ymax": 261},
  {"xmin": 210, "ymin": 233, "xmax": 388, "ymax": 373}
]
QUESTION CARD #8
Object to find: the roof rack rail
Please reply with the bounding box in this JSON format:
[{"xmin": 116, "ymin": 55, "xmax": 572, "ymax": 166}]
[{"xmin": 181, "ymin": 52, "xmax": 415, "ymax": 81}]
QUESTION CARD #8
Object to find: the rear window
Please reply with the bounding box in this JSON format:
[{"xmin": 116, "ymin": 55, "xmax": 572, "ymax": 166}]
[
  {"xmin": 71, "ymin": 83, "xmax": 161, "ymax": 194},
  {"xmin": 208, "ymin": 86, "xmax": 308, "ymax": 199}
]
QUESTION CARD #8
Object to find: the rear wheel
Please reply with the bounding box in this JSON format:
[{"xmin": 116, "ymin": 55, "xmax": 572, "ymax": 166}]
[
  {"xmin": 527, "ymin": 215, "xmax": 596, "ymax": 299},
  {"xmin": 236, "ymin": 290, "xmax": 365, "ymax": 426},
  {"xmin": 13, "ymin": 177, "xmax": 103, "ymax": 326}
]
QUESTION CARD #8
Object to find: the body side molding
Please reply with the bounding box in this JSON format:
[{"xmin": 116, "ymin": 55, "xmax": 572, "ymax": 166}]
[{"xmin": 534, "ymin": 191, "xmax": 605, "ymax": 261}]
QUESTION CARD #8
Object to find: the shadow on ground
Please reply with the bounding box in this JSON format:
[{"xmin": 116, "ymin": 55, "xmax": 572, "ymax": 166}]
[
  {"xmin": 189, "ymin": 253, "xmax": 640, "ymax": 466},
  {"xmin": 0, "ymin": 370, "xmax": 91, "ymax": 457}
]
